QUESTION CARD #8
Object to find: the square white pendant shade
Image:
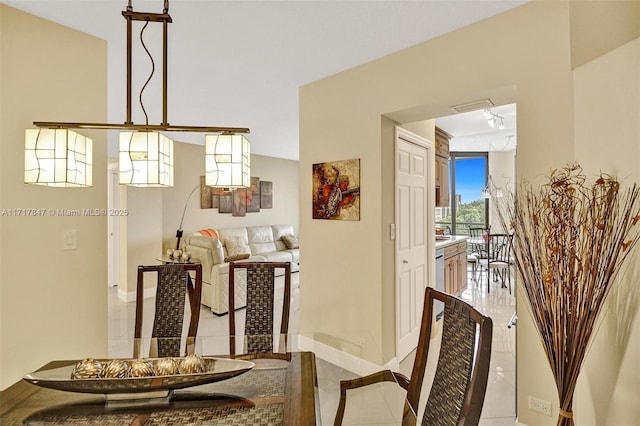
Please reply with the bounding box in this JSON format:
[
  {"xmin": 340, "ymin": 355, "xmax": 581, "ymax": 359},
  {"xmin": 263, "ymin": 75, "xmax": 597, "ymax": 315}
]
[
  {"xmin": 119, "ymin": 131, "xmax": 174, "ymax": 187},
  {"xmin": 205, "ymin": 134, "xmax": 250, "ymax": 188},
  {"xmin": 24, "ymin": 129, "xmax": 93, "ymax": 187}
]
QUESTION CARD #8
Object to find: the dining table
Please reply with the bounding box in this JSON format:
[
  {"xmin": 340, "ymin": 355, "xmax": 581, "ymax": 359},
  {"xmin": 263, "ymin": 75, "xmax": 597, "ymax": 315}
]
[
  {"xmin": 0, "ymin": 333, "xmax": 412, "ymax": 425},
  {"xmin": 0, "ymin": 352, "xmax": 317, "ymax": 425}
]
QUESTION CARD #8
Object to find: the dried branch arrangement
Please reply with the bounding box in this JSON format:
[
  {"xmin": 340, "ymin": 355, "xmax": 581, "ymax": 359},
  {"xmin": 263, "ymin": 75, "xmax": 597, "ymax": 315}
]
[{"xmin": 498, "ymin": 162, "xmax": 640, "ymax": 425}]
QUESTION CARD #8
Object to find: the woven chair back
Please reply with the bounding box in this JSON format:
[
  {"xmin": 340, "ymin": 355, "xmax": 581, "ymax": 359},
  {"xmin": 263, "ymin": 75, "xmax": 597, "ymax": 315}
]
[
  {"xmin": 422, "ymin": 297, "xmax": 477, "ymax": 424},
  {"xmin": 228, "ymin": 262, "xmax": 292, "ymax": 359},
  {"xmin": 134, "ymin": 263, "xmax": 202, "ymax": 358}
]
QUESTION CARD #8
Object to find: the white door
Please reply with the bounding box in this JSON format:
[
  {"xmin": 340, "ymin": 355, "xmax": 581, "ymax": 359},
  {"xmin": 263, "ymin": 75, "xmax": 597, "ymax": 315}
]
[
  {"xmin": 396, "ymin": 127, "xmax": 434, "ymax": 361},
  {"xmin": 108, "ymin": 165, "xmax": 120, "ymax": 287}
]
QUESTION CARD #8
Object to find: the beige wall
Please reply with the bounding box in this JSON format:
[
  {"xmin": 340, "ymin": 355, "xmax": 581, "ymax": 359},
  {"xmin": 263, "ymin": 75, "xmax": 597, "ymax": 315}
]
[
  {"xmin": 572, "ymin": 37, "xmax": 639, "ymax": 426},
  {"xmin": 0, "ymin": 5, "xmax": 108, "ymax": 389},
  {"xmin": 299, "ymin": 0, "xmax": 638, "ymax": 423},
  {"xmin": 300, "ymin": 0, "xmax": 573, "ymax": 361},
  {"xmin": 118, "ymin": 186, "xmax": 163, "ymax": 300}
]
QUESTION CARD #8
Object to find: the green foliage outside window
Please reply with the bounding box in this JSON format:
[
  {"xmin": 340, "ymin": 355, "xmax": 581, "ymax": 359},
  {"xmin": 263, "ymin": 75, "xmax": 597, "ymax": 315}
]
[{"xmin": 440, "ymin": 199, "xmax": 485, "ymax": 225}]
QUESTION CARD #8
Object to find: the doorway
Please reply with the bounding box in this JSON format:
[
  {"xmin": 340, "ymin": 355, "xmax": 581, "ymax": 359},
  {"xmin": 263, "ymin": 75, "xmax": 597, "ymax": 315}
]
[
  {"xmin": 434, "ymin": 103, "xmax": 518, "ymax": 420},
  {"xmin": 107, "ymin": 163, "xmax": 120, "ymax": 287}
]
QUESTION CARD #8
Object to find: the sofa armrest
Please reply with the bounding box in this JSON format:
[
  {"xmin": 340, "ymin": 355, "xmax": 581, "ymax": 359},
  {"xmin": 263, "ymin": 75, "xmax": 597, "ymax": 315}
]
[{"xmin": 185, "ymin": 236, "xmax": 224, "ymax": 283}]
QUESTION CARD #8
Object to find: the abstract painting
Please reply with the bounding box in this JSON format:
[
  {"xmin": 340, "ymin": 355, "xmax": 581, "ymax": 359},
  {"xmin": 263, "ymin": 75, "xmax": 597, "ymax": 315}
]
[
  {"xmin": 232, "ymin": 188, "xmax": 247, "ymax": 217},
  {"xmin": 247, "ymin": 177, "xmax": 261, "ymax": 213},
  {"xmin": 260, "ymin": 181, "xmax": 273, "ymax": 209},
  {"xmin": 312, "ymin": 158, "xmax": 360, "ymax": 220}
]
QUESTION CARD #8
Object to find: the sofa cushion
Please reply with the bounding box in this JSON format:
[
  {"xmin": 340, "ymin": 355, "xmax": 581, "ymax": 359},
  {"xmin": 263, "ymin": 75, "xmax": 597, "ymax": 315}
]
[
  {"xmin": 281, "ymin": 235, "xmax": 299, "ymax": 249},
  {"xmin": 260, "ymin": 250, "xmax": 295, "ymax": 263},
  {"xmin": 271, "ymin": 224, "xmax": 296, "ymax": 251},
  {"xmin": 247, "ymin": 226, "xmax": 278, "ymax": 255},
  {"xmin": 223, "ymin": 236, "xmax": 251, "ymax": 262},
  {"xmin": 218, "ymin": 227, "xmax": 249, "ymax": 257}
]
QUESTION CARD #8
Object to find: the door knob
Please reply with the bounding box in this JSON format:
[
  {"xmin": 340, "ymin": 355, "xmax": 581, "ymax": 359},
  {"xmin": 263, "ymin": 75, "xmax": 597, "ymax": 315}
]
[{"xmin": 402, "ymin": 260, "xmax": 408, "ymax": 264}]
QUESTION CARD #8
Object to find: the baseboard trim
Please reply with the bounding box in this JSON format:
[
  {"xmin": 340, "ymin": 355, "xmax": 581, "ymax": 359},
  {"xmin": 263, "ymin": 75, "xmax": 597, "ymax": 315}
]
[
  {"xmin": 118, "ymin": 286, "xmax": 156, "ymax": 303},
  {"xmin": 297, "ymin": 335, "xmax": 399, "ymax": 376}
]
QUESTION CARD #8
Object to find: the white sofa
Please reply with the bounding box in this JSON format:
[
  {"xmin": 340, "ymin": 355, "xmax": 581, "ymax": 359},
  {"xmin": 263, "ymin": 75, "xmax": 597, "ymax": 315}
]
[{"xmin": 184, "ymin": 224, "xmax": 299, "ymax": 315}]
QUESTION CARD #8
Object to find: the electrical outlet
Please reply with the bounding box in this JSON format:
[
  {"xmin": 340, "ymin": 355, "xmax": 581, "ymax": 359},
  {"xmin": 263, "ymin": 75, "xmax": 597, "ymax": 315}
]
[{"xmin": 528, "ymin": 396, "xmax": 552, "ymax": 416}]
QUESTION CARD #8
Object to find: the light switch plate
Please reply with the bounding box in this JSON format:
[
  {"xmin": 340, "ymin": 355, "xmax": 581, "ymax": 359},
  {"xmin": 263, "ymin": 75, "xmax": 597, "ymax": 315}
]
[{"xmin": 63, "ymin": 229, "xmax": 77, "ymax": 250}]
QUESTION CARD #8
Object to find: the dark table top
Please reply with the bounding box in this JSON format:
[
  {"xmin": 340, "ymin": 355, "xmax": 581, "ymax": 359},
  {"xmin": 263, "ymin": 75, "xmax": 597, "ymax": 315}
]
[{"xmin": 0, "ymin": 352, "xmax": 318, "ymax": 426}]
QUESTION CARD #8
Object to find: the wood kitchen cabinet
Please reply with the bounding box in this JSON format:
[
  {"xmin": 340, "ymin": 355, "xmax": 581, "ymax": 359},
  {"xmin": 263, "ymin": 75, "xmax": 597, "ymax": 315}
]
[
  {"xmin": 435, "ymin": 127, "xmax": 451, "ymax": 208},
  {"xmin": 443, "ymin": 240, "xmax": 467, "ymax": 296}
]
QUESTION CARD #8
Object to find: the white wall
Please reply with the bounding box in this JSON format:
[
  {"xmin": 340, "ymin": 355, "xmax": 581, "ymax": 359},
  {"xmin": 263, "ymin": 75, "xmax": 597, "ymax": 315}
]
[
  {"xmin": 0, "ymin": 5, "xmax": 108, "ymax": 389},
  {"xmin": 489, "ymin": 150, "xmax": 516, "ymax": 231}
]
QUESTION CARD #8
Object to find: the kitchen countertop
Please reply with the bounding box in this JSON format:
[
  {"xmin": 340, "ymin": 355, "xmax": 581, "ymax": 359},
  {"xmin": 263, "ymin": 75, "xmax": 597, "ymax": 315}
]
[{"xmin": 435, "ymin": 235, "xmax": 469, "ymax": 249}]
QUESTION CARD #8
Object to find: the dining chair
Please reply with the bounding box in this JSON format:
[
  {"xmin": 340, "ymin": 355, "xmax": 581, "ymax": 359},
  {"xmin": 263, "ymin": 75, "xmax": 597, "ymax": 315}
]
[
  {"xmin": 478, "ymin": 233, "xmax": 513, "ymax": 294},
  {"xmin": 228, "ymin": 261, "xmax": 292, "ymax": 360},
  {"xmin": 134, "ymin": 263, "xmax": 203, "ymax": 358},
  {"xmin": 468, "ymin": 227, "xmax": 490, "ymax": 282},
  {"xmin": 334, "ymin": 287, "xmax": 493, "ymax": 426}
]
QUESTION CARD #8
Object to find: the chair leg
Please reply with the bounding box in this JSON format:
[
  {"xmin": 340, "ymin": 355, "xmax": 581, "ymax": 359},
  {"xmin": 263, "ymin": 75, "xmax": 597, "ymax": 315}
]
[{"xmin": 486, "ymin": 267, "xmax": 490, "ymax": 293}]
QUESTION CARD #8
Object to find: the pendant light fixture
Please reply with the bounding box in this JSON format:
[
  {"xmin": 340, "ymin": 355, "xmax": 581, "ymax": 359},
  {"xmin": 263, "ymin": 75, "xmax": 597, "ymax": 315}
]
[
  {"xmin": 24, "ymin": 129, "xmax": 93, "ymax": 187},
  {"xmin": 24, "ymin": 0, "xmax": 250, "ymax": 188},
  {"xmin": 205, "ymin": 133, "xmax": 251, "ymax": 188}
]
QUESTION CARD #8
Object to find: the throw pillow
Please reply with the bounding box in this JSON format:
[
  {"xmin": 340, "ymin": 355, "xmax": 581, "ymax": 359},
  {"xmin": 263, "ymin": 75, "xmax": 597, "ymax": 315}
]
[
  {"xmin": 281, "ymin": 235, "xmax": 299, "ymax": 249},
  {"xmin": 224, "ymin": 236, "xmax": 251, "ymax": 262},
  {"xmin": 199, "ymin": 228, "xmax": 219, "ymax": 238}
]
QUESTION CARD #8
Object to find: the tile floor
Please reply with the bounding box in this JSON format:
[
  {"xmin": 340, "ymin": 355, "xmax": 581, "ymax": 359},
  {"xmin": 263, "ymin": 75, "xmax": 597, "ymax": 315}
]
[{"xmin": 108, "ymin": 266, "xmax": 516, "ymax": 425}]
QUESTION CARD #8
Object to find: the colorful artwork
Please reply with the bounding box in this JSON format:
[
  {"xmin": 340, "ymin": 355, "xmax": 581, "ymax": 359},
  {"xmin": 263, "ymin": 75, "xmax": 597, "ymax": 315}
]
[
  {"xmin": 210, "ymin": 187, "xmax": 227, "ymax": 209},
  {"xmin": 200, "ymin": 176, "xmax": 213, "ymax": 209},
  {"xmin": 260, "ymin": 181, "xmax": 273, "ymax": 209},
  {"xmin": 232, "ymin": 188, "xmax": 247, "ymax": 217},
  {"xmin": 199, "ymin": 176, "xmax": 273, "ymax": 215},
  {"xmin": 247, "ymin": 177, "xmax": 261, "ymax": 213},
  {"xmin": 219, "ymin": 193, "xmax": 233, "ymax": 213},
  {"xmin": 312, "ymin": 159, "xmax": 360, "ymax": 220}
]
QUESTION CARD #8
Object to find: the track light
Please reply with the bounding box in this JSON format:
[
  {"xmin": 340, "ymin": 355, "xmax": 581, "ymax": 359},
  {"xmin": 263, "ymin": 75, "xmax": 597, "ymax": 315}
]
[{"xmin": 483, "ymin": 108, "xmax": 505, "ymax": 130}]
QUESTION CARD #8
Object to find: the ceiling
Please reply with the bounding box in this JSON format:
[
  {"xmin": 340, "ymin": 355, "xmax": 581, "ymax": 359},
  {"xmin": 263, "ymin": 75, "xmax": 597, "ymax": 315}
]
[
  {"xmin": 437, "ymin": 103, "xmax": 517, "ymax": 152},
  {"xmin": 6, "ymin": 0, "xmax": 525, "ymax": 160}
]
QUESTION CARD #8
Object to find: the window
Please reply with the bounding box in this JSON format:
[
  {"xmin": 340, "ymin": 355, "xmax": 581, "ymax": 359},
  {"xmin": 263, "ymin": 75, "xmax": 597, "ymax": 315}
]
[{"xmin": 436, "ymin": 152, "xmax": 488, "ymax": 235}]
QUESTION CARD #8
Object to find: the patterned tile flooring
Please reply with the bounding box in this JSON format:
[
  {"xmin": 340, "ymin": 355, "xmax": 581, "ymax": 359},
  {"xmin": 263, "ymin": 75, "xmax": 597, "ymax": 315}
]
[{"xmin": 108, "ymin": 267, "xmax": 516, "ymax": 425}]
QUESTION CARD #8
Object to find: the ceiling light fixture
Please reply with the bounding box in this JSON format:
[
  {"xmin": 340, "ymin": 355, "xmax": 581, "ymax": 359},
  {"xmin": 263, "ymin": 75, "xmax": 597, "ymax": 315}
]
[
  {"xmin": 25, "ymin": 0, "xmax": 250, "ymax": 188},
  {"xmin": 205, "ymin": 134, "xmax": 251, "ymax": 188},
  {"xmin": 482, "ymin": 108, "xmax": 505, "ymax": 130},
  {"xmin": 24, "ymin": 129, "xmax": 93, "ymax": 187}
]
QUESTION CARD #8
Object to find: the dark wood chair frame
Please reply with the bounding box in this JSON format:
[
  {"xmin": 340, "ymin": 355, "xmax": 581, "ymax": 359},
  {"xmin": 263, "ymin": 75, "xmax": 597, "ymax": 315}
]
[
  {"xmin": 228, "ymin": 261, "xmax": 292, "ymax": 360},
  {"xmin": 134, "ymin": 263, "xmax": 202, "ymax": 358},
  {"xmin": 334, "ymin": 287, "xmax": 493, "ymax": 426}
]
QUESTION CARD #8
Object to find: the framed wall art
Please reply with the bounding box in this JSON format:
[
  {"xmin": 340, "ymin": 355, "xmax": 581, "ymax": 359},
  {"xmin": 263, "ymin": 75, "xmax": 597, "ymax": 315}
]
[
  {"xmin": 199, "ymin": 176, "xmax": 274, "ymax": 215},
  {"xmin": 312, "ymin": 158, "xmax": 360, "ymax": 220}
]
